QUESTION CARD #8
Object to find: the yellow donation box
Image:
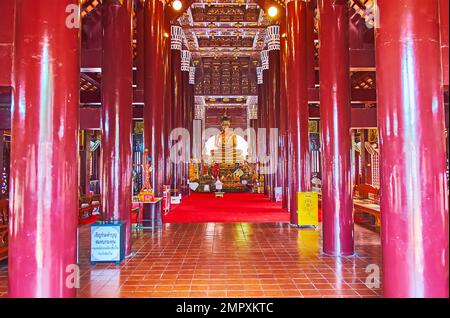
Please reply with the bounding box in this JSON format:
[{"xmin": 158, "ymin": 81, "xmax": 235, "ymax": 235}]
[{"xmin": 297, "ymin": 192, "xmax": 319, "ymax": 227}]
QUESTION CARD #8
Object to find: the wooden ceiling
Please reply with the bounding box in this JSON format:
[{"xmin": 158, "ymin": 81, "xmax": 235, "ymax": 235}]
[
  {"xmin": 74, "ymin": 0, "xmax": 382, "ymax": 113},
  {"xmin": 180, "ymin": 0, "xmax": 270, "ymax": 59},
  {"xmin": 179, "ymin": 0, "xmax": 267, "ymax": 114}
]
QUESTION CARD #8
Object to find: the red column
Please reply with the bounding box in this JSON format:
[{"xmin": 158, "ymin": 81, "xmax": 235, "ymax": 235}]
[
  {"xmin": 318, "ymin": 0, "xmax": 353, "ymax": 256},
  {"xmin": 261, "ymin": 51, "xmax": 270, "ymax": 197},
  {"xmin": 280, "ymin": 20, "xmax": 289, "ymax": 211},
  {"xmin": 180, "ymin": 50, "xmax": 191, "ymax": 196},
  {"xmin": 171, "ymin": 25, "xmax": 183, "ymax": 194},
  {"xmin": 376, "ymin": 0, "xmax": 449, "ymax": 298},
  {"xmin": 144, "ymin": 0, "xmax": 165, "ymax": 197},
  {"xmin": 9, "ymin": 0, "xmax": 80, "ymax": 297},
  {"xmin": 163, "ymin": 20, "xmax": 172, "ymax": 186},
  {"xmin": 188, "ymin": 66, "xmax": 196, "ymax": 160},
  {"xmin": 439, "ymin": 0, "xmax": 449, "ymax": 87},
  {"xmin": 101, "ymin": 0, "xmax": 133, "ymax": 256},
  {"xmin": 286, "ymin": 0, "xmax": 311, "ymax": 225},
  {"xmin": 256, "ymin": 66, "xmax": 265, "ymax": 194},
  {"xmin": 266, "ymin": 25, "xmax": 281, "ymax": 202}
]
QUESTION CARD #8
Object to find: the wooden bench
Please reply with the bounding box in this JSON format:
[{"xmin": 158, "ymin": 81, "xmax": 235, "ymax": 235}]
[
  {"xmin": 353, "ymin": 184, "xmax": 380, "ymax": 232},
  {"xmin": 0, "ymin": 199, "xmax": 8, "ymax": 261}
]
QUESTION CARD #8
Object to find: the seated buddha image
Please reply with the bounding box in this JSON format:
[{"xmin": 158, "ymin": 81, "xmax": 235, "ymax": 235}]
[{"xmin": 210, "ymin": 115, "xmax": 244, "ymax": 164}]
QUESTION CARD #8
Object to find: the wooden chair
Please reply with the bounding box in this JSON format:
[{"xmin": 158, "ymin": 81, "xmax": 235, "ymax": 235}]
[
  {"xmin": 78, "ymin": 185, "xmax": 103, "ymax": 221},
  {"xmin": 79, "ymin": 193, "xmax": 93, "ymax": 220},
  {"xmin": 90, "ymin": 194, "xmax": 103, "ymax": 220},
  {"xmin": 353, "ymin": 184, "xmax": 381, "ymax": 232},
  {"xmin": 0, "ymin": 199, "xmax": 9, "ymax": 261}
]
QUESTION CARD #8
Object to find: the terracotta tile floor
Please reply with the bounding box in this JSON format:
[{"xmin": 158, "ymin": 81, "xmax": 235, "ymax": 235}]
[{"xmin": 0, "ymin": 223, "xmax": 382, "ymax": 298}]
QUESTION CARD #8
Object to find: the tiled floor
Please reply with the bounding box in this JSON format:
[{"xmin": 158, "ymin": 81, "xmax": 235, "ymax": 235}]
[{"xmin": 0, "ymin": 222, "xmax": 382, "ymax": 298}]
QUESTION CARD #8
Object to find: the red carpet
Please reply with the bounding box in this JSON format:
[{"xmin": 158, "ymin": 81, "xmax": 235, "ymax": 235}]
[{"xmin": 163, "ymin": 193, "xmax": 290, "ymax": 223}]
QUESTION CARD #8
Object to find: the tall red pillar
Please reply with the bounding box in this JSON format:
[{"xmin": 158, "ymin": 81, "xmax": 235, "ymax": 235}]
[
  {"xmin": 376, "ymin": 0, "xmax": 449, "ymax": 298},
  {"xmin": 180, "ymin": 50, "xmax": 191, "ymax": 196},
  {"xmin": 163, "ymin": 20, "xmax": 173, "ymax": 186},
  {"xmin": 286, "ymin": 0, "xmax": 311, "ymax": 225},
  {"xmin": 171, "ymin": 25, "xmax": 183, "ymax": 194},
  {"xmin": 9, "ymin": 0, "xmax": 80, "ymax": 297},
  {"xmin": 266, "ymin": 25, "xmax": 281, "ymax": 202},
  {"xmin": 101, "ymin": 0, "xmax": 133, "ymax": 256},
  {"xmin": 144, "ymin": 0, "xmax": 165, "ymax": 197},
  {"xmin": 256, "ymin": 67, "xmax": 263, "ymax": 142},
  {"xmin": 188, "ymin": 66, "xmax": 196, "ymax": 161},
  {"xmin": 280, "ymin": 20, "xmax": 289, "ymax": 211},
  {"xmin": 256, "ymin": 66, "xmax": 266, "ymax": 194},
  {"xmin": 188, "ymin": 66, "xmax": 196, "ymax": 159},
  {"xmin": 318, "ymin": 0, "xmax": 353, "ymax": 256},
  {"xmin": 261, "ymin": 50, "xmax": 270, "ymax": 197}
]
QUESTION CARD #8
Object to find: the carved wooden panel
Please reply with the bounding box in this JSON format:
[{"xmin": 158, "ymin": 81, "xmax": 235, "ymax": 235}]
[{"xmin": 195, "ymin": 57, "xmax": 257, "ymax": 96}]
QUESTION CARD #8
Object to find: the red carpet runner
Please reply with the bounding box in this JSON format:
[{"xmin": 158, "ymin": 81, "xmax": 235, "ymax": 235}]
[{"xmin": 163, "ymin": 193, "xmax": 290, "ymax": 223}]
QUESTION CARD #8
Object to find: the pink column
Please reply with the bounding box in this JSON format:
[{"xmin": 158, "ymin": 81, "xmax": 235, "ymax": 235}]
[
  {"xmin": 9, "ymin": 0, "xmax": 80, "ymax": 297},
  {"xmin": 144, "ymin": 0, "xmax": 165, "ymax": 197},
  {"xmin": 286, "ymin": 0, "xmax": 311, "ymax": 225},
  {"xmin": 101, "ymin": 0, "xmax": 133, "ymax": 256},
  {"xmin": 318, "ymin": 0, "xmax": 353, "ymax": 256},
  {"xmin": 376, "ymin": 0, "xmax": 449, "ymax": 298}
]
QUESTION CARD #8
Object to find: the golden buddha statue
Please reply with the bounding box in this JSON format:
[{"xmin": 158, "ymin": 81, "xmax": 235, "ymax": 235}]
[{"xmin": 210, "ymin": 115, "xmax": 244, "ymax": 164}]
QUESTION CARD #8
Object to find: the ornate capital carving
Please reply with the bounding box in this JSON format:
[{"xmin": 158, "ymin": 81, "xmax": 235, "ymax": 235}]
[
  {"xmin": 171, "ymin": 25, "xmax": 183, "ymax": 51},
  {"xmin": 266, "ymin": 25, "xmax": 280, "ymax": 51},
  {"xmin": 189, "ymin": 66, "xmax": 196, "ymax": 84},
  {"xmin": 261, "ymin": 50, "xmax": 269, "ymax": 70},
  {"xmin": 194, "ymin": 104, "xmax": 205, "ymax": 120},
  {"xmin": 256, "ymin": 66, "xmax": 263, "ymax": 84},
  {"xmin": 247, "ymin": 104, "xmax": 258, "ymax": 120},
  {"xmin": 181, "ymin": 50, "xmax": 191, "ymax": 71}
]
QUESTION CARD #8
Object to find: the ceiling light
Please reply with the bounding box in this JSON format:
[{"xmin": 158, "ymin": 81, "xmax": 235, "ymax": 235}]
[
  {"xmin": 268, "ymin": 6, "xmax": 278, "ymax": 18},
  {"xmin": 172, "ymin": 0, "xmax": 183, "ymax": 11}
]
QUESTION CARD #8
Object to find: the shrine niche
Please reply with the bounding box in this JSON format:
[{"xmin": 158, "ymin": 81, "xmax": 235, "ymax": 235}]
[
  {"xmin": 188, "ymin": 114, "xmax": 261, "ymax": 193},
  {"xmin": 204, "ymin": 115, "xmax": 246, "ymax": 164}
]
